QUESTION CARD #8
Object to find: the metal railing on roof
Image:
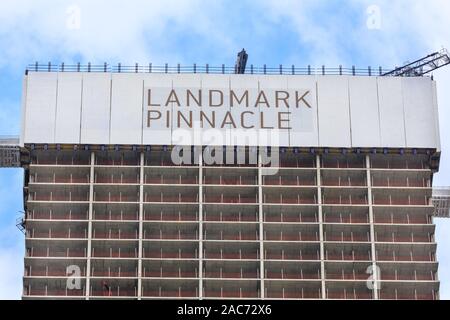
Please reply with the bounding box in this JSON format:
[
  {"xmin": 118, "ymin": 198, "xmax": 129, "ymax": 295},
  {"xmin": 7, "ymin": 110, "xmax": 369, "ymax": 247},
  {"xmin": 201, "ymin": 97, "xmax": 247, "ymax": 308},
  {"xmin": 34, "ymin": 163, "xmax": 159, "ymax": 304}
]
[{"xmin": 27, "ymin": 62, "xmax": 393, "ymax": 76}]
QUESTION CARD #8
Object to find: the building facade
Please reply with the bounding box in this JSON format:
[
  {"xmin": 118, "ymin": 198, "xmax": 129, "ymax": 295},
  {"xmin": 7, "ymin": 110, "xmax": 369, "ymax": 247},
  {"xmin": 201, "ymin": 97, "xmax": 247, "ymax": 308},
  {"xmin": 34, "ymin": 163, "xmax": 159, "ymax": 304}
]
[{"xmin": 19, "ymin": 68, "xmax": 441, "ymax": 299}]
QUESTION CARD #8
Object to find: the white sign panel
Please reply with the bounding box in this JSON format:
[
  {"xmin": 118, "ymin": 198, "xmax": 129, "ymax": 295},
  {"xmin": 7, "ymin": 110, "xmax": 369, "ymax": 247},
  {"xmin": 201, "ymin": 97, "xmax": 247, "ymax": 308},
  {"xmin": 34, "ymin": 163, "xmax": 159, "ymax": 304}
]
[{"xmin": 21, "ymin": 72, "xmax": 440, "ymax": 150}]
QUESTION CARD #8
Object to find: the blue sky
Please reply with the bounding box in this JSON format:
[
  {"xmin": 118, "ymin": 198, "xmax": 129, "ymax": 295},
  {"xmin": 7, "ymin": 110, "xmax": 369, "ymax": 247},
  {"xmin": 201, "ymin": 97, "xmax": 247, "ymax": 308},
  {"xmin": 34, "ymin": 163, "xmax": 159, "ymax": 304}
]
[{"xmin": 0, "ymin": 0, "xmax": 449, "ymax": 299}]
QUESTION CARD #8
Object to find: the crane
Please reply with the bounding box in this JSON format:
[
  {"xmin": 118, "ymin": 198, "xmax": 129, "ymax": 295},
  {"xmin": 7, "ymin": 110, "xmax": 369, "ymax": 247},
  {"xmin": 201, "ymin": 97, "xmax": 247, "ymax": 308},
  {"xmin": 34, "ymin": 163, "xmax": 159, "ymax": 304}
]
[{"xmin": 383, "ymin": 48, "xmax": 450, "ymax": 77}]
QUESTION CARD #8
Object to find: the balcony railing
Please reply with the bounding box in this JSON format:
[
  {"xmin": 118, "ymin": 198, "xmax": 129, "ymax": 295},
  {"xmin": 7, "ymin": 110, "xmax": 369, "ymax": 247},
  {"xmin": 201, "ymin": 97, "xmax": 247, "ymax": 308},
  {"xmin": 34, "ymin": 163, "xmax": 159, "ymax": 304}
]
[
  {"xmin": 376, "ymin": 254, "xmax": 435, "ymax": 262},
  {"xmin": 264, "ymin": 215, "xmax": 318, "ymax": 223},
  {"xmin": 28, "ymin": 231, "xmax": 87, "ymax": 239},
  {"xmin": 146, "ymin": 177, "xmax": 198, "ymax": 185},
  {"xmin": 26, "ymin": 248, "xmax": 87, "ymax": 258},
  {"xmin": 375, "ymin": 234, "xmax": 433, "ymax": 243},
  {"xmin": 325, "ymin": 253, "xmax": 371, "ymax": 261},
  {"xmin": 142, "ymin": 290, "xmax": 198, "ymax": 298},
  {"xmin": 143, "ymin": 251, "xmax": 197, "ymax": 259},
  {"xmin": 265, "ymin": 271, "xmax": 320, "ymax": 280},
  {"xmin": 204, "ymin": 290, "xmax": 259, "ymax": 298},
  {"xmin": 265, "ymin": 291, "xmax": 321, "ymax": 299},
  {"xmin": 204, "ymin": 271, "xmax": 258, "ymax": 279},
  {"xmin": 265, "ymin": 234, "xmax": 319, "ymax": 241},
  {"xmin": 265, "ymin": 252, "xmax": 320, "ymax": 261},
  {"xmin": 24, "ymin": 289, "xmax": 85, "ymax": 297},
  {"xmin": 143, "ymin": 270, "xmax": 198, "ymax": 278}
]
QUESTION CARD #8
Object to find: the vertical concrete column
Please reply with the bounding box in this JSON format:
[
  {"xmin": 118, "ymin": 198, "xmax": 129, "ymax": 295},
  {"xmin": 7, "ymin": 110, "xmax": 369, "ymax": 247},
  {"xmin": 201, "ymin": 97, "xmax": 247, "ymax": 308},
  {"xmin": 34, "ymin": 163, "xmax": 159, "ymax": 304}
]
[
  {"xmin": 366, "ymin": 154, "xmax": 379, "ymax": 299},
  {"xmin": 85, "ymin": 151, "xmax": 95, "ymax": 299},
  {"xmin": 198, "ymin": 148, "xmax": 203, "ymax": 299},
  {"xmin": 138, "ymin": 151, "xmax": 144, "ymax": 299},
  {"xmin": 258, "ymin": 149, "xmax": 265, "ymax": 299},
  {"xmin": 316, "ymin": 154, "xmax": 326, "ymax": 299}
]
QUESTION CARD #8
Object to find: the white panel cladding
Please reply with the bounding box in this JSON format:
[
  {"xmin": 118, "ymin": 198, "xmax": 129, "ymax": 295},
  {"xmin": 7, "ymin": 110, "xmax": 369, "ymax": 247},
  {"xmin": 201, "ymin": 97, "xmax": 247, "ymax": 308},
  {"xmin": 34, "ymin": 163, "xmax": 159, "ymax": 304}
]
[
  {"xmin": 22, "ymin": 72, "xmax": 440, "ymax": 150},
  {"xmin": 288, "ymin": 75, "xmax": 319, "ymax": 147},
  {"xmin": 171, "ymin": 74, "xmax": 202, "ymax": 146},
  {"xmin": 229, "ymin": 75, "xmax": 259, "ymax": 146},
  {"xmin": 431, "ymin": 81, "xmax": 441, "ymax": 150},
  {"xmin": 199, "ymin": 74, "xmax": 230, "ymax": 146},
  {"xmin": 403, "ymin": 77, "xmax": 438, "ymax": 148},
  {"xmin": 142, "ymin": 74, "xmax": 173, "ymax": 145},
  {"xmin": 258, "ymin": 75, "xmax": 289, "ymax": 147},
  {"xmin": 80, "ymin": 73, "xmax": 111, "ymax": 144},
  {"xmin": 24, "ymin": 72, "xmax": 58, "ymax": 143},
  {"xmin": 55, "ymin": 73, "xmax": 82, "ymax": 143},
  {"xmin": 348, "ymin": 77, "xmax": 381, "ymax": 147},
  {"xmin": 317, "ymin": 76, "xmax": 351, "ymax": 147},
  {"xmin": 110, "ymin": 73, "xmax": 144, "ymax": 144},
  {"xmin": 377, "ymin": 77, "xmax": 406, "ymax": 147}
]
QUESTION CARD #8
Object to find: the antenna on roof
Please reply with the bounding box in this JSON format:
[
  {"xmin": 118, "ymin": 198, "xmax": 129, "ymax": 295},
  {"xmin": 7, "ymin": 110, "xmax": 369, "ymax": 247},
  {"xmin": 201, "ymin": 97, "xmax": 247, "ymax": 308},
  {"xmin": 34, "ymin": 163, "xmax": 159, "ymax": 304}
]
[{"xmin": 235, "ymin": 49, "xmax": 248, "ymax": 74}]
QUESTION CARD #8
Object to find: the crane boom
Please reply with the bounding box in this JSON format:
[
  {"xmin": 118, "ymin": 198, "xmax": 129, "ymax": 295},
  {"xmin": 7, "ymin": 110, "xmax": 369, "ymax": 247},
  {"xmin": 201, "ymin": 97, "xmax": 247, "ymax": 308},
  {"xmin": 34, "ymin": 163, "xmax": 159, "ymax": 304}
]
[{"xmin": 383, "ymin": 48, "xmax": 450, "ymax": 77}]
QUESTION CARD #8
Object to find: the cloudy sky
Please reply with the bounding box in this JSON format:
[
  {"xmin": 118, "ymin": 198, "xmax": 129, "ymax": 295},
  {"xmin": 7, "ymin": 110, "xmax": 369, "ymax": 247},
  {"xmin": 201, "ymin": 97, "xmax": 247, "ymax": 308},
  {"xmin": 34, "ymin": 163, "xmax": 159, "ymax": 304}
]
[{"xmin": 0, "ymin": 0, "xmax": 449, "ymax": 299}]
